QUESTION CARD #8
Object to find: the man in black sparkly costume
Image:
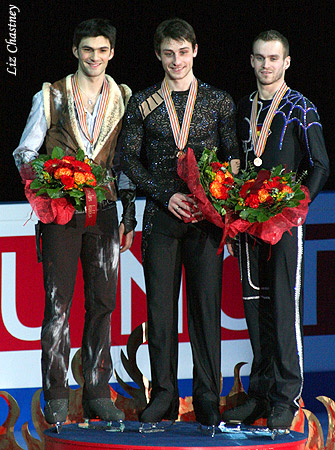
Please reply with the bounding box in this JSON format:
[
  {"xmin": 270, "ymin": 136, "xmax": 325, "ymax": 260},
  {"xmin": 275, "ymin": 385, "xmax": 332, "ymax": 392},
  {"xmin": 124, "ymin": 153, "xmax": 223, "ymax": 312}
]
[
  {"xmin": 121, "ymin": 18, "xmax": 240, "ymax": 427},
  {"xmin": 222, "ymin": 30, "xmax": 329, "ymax": 430}
]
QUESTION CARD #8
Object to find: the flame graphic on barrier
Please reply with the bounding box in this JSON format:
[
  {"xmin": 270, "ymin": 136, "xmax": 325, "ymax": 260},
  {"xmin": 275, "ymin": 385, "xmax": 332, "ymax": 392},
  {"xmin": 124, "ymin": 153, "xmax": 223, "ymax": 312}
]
[{"xmin": 0, "ymin": 322, "xmax": 334, "ymax": 449}]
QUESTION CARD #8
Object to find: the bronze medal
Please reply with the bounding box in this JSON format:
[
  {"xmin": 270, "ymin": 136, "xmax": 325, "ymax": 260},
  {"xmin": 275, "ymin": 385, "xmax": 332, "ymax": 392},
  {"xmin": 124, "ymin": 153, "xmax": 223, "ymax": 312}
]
[{"xmin": 254, "ymin": 157, "xmax": 262, "ymax": 167}]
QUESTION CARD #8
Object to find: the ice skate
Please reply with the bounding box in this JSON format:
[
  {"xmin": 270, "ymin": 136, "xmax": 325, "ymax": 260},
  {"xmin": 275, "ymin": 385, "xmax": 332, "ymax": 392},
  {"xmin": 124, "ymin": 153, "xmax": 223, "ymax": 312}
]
[
  {"xmin": 267, "ymin": 405, "xmax": 294, "ymax": 439},
  {"xmin": 79, "ymin": 398, "xmax": 125, "ymax": 432},
  {"xmin": 221, "ymin": 397, "xmax": 269, "ymax": 426},
  {"xmin": 139, "ymin": 392, "xmax": 178, "ymax": 433},
  {"xmin": 44, "ymin": 399, "xmax": 69, "ymax": 434}
]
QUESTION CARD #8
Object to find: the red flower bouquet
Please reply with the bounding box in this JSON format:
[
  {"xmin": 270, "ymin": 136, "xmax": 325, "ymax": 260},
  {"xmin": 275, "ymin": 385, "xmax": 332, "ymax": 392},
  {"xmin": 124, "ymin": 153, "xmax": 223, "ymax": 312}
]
[
  {"xmin": 176, "ymin": 147, "xmax": 232, "ymax": 229},
  {"xmin": 23, "ymin": 147, "xmax": 112, "ymax": 226},
  {"xmin": 177, "ymin": 147, "xmax": 310, "ymax": 247}
]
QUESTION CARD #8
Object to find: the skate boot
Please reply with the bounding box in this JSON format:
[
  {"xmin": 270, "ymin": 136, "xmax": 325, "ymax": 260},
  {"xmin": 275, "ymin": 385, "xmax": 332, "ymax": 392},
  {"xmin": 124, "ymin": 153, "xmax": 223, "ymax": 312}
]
[
  {"xmin": 193, "ymin": 397, "xmax": 221, "ymax": 437},
  {"xmin": 267, "ymin": 405, "xmax": 294, "ymax": 437},
  {"xmin": 81, "ymin": 398, "xmax": 125, "ymax": 432},
  {"xmin": 139, "ymin": 392, "xmax": 179, "ymax": 433},
  {"xmin": 44, "ymin": 399, "xmax": 69, "ymax": 433},
  {"xmin": 221, "ymin": 397, "xmax": 269, "ymax": 425}
]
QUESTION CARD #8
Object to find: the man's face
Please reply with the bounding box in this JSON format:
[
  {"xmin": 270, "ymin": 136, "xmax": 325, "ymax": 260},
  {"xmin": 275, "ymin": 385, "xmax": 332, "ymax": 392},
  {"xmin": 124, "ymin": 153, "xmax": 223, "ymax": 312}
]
[
  {"xmin": 73, "ymin": 35, "xmax": 114, "ymax": 78},
  {"xmin": 156, "ymin": 38, "xmax": 198, "ymax": 82},
  {"xmin": 251, "ymin": 39, "xmax": 290, "ymax": 88}
]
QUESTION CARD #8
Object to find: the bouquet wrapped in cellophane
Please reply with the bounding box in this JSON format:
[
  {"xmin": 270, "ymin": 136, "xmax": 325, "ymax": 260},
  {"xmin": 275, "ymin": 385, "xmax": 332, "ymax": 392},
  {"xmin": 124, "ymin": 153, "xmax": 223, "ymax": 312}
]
[
  {"xmin": 22, "ymin": 146, "xmax": 112, "ymax": 226},
  {"xmin": 177, "ymin": 147, "xmax": 310, "ymax": 248}
]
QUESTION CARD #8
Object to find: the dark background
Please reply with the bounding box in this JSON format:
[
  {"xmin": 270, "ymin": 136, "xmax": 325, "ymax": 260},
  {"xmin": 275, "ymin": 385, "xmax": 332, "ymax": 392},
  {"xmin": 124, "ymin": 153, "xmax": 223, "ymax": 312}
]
[{"xmin": 1, "ymin": 0, "xmax": 334, "ymax": 202}]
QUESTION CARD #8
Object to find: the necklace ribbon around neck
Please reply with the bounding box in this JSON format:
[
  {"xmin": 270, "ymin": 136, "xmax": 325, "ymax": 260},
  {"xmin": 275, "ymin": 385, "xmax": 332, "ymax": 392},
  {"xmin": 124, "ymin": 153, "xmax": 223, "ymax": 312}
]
[
  {"xmin": 72, "ymin": 74, "xmax": 109, "ymax": 145},
  {"xmin": 161, "ymin": 76, "xmax": 198, "ymax": 153},
  {"xmin": 250, "ymin": 81, "xmax": 288, "ymax": 165}
]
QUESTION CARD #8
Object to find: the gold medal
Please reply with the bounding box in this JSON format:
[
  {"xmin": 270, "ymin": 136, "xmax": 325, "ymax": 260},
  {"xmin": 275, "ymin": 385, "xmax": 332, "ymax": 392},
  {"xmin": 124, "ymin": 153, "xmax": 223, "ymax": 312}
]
[
  {"xmin": 161, "ymin": 77, "xmax": 197, "ymax": 156},
  {"xmin": 254, "ymin": 157, "xmax": 262, "ymax": 167}
]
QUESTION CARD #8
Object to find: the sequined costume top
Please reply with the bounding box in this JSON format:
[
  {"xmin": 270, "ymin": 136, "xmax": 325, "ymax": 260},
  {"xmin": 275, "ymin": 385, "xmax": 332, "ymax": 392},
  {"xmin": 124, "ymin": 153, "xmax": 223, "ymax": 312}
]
[
  {"xmin": 237, "ymin": 89, "xmax": 329, "ymax": 201},
  {"xmin": 120, "ymin": 80, "xmax": 240, "ymax": 257}
]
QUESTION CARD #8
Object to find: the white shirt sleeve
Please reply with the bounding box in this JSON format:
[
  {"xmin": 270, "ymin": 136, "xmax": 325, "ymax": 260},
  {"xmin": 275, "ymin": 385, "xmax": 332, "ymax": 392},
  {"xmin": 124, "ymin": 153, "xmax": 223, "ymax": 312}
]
[{"xmin": 13, "ymin": 90, "xmax": 48, "ymax": 170}]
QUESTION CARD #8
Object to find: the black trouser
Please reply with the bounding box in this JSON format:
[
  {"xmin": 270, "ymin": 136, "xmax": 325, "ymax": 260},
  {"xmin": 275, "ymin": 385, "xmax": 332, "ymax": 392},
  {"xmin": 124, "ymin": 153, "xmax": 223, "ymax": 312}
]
[
  {"xmin": 238, "ymin": 226, "xmax": 304, "ymax": 410},
  {"xmin": 40, "ymin": 205, "xmax": 119, "ymax": 401},
  {"xmin": 143, "ymin": 210, "xmax": 223, "ymax": 405}
]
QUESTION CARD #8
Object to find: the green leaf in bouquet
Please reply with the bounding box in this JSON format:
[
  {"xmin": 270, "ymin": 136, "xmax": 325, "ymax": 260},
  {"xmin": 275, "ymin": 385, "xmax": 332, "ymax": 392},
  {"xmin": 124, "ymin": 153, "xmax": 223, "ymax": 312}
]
[
  {"xmin": 239, "ymin": 209, "xmax": 251, "ymax": 220},
  {"xmin": 91, "ymin": 164, "xmax": 103, "ymax": 179},
  {"xmin": 257, "ymin": 210, "xmax": 272, "ymax": 222},
  {"xmin": 204, "ymin": 166, "xmax": 215, "ymax": 181},
  {"xmin": 286, "ymin": 199, "xmax": 301, "ymax": 208},
  {"xmin": 76, "ymin": 148, "xmax": 85, "ymax": 161},
  {"xmin": 234, "ymin": 203, "xmax": 245, "ymax": 212},
  {"xmin": 46, "ymin": 187, "xmax": 63, "ymax": 198},
  {"xmin": 35, "ymin": 188, "xmax": 48, "ymax": 196},
  {"xmin": 282, "ymin": 173, "xmax": 294, "ymax": 183},
  {"xmin": 69, "ymin": 189, "xmax": 85, "ymax": 198},
  {"xmin": 96, "ymin": 188, "xmax": 107, "ymax": 203},
  {"xmin": 271, "ymin": 164, "xmax": 283, "ymax": 177},
  {"xmin": 30, "ymin": 178, "xmax": 44, "ymax": 190},
  {"xmin": 219, "ymin": 206, "xmax": 227, "ymax": 216},
  {"xmin": 31, "ymin": 154, "xmax": 50, "ymax": 166},
  {"xmin": 31, "ymin": 159, "xmax": 47, "ymax": 174},
  {"xmin": 293, "ymin": 190, "xmax": 306, "ymax": 201},
  {"xmin": 73, "ymin": 196, "xmax": 85, "ymax": 210},
  {"xmin": 51, "ymin": 146, "xmax": 65, "ymax": 159}
]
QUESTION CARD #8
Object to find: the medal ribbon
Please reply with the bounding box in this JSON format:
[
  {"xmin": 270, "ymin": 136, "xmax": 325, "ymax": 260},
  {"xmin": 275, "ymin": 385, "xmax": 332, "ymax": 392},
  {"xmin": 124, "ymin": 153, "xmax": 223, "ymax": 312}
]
[
  {"xmin": 84, "ymin": 187, "xmax": 98, "ymax": 227},
  {"xmin": 250, "ymin": 81, "xmax": 288, "ymax": 158},
  {"xmin": 72, "ymin": 74, "xmax": 109, "ymax": 145},
  {"xmin": 161, "ymin": 76, "xmax": 198, "ymax": 150}
]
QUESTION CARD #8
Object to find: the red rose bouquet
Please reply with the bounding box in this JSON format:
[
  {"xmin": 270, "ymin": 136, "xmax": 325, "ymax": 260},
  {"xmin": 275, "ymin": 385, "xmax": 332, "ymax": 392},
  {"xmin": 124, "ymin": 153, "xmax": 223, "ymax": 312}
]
[
  {"xmin": 23, "ymin": 147, "xmax": 112, "ymax": 226},
  {"xmin": 226, "ymin": 162, "xmax": 310, "ymax": 244},
  {"xmin": 177, "ymin": 147, "xmax": 310, "ymax": 247}
]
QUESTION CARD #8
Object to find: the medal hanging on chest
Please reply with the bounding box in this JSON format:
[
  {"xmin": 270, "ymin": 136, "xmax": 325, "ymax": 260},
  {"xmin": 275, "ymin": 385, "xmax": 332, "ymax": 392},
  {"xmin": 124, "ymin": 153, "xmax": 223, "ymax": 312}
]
[
  {"xmin": 250, "ymin": 81, "xmax": 288, "ymax": 167},
  {"xmin": 161, "ymin": 77, "xmax": 198, "ymax": 157}
]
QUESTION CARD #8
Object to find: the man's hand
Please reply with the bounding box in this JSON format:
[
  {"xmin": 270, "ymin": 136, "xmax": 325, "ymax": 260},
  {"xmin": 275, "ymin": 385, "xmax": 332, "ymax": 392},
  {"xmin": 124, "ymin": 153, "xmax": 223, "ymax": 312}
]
[
  {"xmin": 226, "ymin": 241, "xmax": 235, "ymax": 257},
  {"xmin": 226, "ymin": 236, "xmax": 239, "ymax": 257},
  {"xmin": 119, "ymin": 222, "xmax": 135, "ymax": 253},
  {"xmin": 230, "ymin": 159, "xmax": 240, "ymax": 175},
  {"xmin": 168, "ymin": 192, "xmax": 203, "ymax": 222}
]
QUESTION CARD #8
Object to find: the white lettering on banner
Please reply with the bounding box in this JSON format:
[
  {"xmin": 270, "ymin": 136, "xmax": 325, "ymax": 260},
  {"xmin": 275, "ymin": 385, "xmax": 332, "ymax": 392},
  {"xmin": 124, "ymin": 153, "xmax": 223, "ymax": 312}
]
[
  {"xmin": 303, "ymin": 239, "xmax": 335, "ymax": 325},
  {"xmin": 221, "ymin": 310, "xmax": 247, "ymax": 331},
  {"xmin": 120, "ymin": 251, "xmax": 145, "ymax": 335},
  {"xmin": 221, "ymin": 247, "xmax": 247, "ymax": 331},
  {"xmin": 1, "ymin": 252, "xmax": 41, "ymax": 341},
  {"xmin": 120, "ymin": 250, "xmax": 183, "ymax": 335}
]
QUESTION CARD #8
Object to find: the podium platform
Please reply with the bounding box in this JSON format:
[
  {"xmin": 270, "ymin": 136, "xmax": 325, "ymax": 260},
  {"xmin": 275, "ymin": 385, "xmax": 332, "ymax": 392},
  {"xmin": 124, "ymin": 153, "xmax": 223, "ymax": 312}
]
[{"xmin": 44, "ymin": 421, "xmax": 307, "ymax": 450}]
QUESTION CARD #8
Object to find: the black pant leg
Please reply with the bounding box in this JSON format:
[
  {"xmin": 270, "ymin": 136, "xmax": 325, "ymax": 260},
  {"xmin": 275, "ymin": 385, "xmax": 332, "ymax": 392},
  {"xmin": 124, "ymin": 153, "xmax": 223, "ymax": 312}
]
[
  {"xmin": 183, "ymin": 221, "xmax": 223, "ymax": 404},
  {"xmin": 239, "ymin": 233, "xmax": 275, "ymax": 400},
  {"xmin": 142, "ymin": 212, "xmax": 183, "ymax": 400},
  {"xmin": 239, "ymin": 228, "xmax": 304, "ymax": 409},
  {"xmin": 268, "ymin": 226, "xmax": 304, "ymax": 409},
  {"xmin": 40, "ymin": 218, "xmax": 83, "ymax": 400},
  {"xmin": 80, "ymin": 206, "xmax": 120, "ymax": 400}
]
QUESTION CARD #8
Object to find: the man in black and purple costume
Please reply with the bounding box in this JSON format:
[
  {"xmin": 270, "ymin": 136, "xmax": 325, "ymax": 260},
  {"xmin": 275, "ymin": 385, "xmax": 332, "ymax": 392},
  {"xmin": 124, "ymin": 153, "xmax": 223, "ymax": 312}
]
[{"xmin": 222, "ymin": 30, "xmax": 329, "ymax": 430}]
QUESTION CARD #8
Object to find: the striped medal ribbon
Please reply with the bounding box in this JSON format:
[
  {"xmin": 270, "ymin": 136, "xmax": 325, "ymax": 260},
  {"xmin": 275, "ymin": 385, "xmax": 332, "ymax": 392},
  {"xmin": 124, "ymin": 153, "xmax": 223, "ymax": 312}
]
[
  {"xmin": 72, "ymin": 74, "xmax": 109, "ymax": 145},
  {"xmin": 250, "ymin": 81, "xmax": 288, "ymax": 166},
  {"xmin": 161, "ymin": 76, "xmax": 198, "ymax": 155}
]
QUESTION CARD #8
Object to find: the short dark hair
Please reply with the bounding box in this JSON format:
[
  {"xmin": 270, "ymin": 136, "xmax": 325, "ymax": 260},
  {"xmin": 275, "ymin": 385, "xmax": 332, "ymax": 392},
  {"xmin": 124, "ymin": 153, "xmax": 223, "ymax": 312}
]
[
  {"xmin": 73, "ymin": 18, "xmax": 116, "ymax": 49},
  {"xmin": 252, "ymin": 30, "xmax": 289, "ymax": 58},
  {"xmin": 154, "ymin": 18, "xmax": 197, "ymax": 54}
]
